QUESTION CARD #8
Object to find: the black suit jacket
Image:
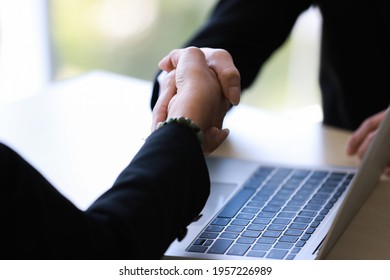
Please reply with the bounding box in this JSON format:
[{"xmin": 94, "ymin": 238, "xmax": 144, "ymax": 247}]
[
  {"xmin": 0, "ymin": 123, "xmax": 209, "ymax": 259},
  {"xmin": 152, "ymin": 0, "xmax": 390, "ymax": 130}
]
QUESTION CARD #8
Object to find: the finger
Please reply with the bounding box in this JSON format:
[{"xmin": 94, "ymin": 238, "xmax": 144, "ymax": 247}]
[
  {"xmin": 151, "ymin": 71, "xmax": 177, "ymax": 131},
  {"xmin": 158, "ymin": 49, "xmax": 180, "ymax": 72},
  {"xmin": 202, "ymin": 127, "xmax": 230, "ymax": 155},
  {"xmin": 202, "ymin": 48, "xmax": 241, "ymax": 106},
  {"xmin": 159, "ymin": 47, "xmax": 208, "ymax": 73},
  {"xmin": 346, "ymin": 111, "xmax": 385, "ymax": 156},
  {"xmin": 212, "ymin": 98, "xmax": 231, "ymax": 130},
  {"xmin": 356, "ymin": 131, "xmax": 377, "ymax": 160}
]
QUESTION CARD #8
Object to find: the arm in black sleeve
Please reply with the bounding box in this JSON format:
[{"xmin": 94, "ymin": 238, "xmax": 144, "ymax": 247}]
[
  {"xmin": 185, "ymin": 0, "xmax": 313, "ymax": 90},
  {"xmin": 0, "ymin": 123, "xmax": 209, "ymax": 259},
  {"xmin": 86, "ymin": 123, "xmax": 210, "ymax": 259}
]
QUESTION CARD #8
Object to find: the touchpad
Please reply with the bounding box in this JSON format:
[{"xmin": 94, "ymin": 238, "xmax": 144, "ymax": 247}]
[{"xmin": 194, "ymin": 182, "xmax": 238, "ymax": 227}]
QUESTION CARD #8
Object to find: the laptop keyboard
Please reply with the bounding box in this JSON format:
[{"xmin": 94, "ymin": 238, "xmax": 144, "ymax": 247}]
[{"xmin": 186, "ymin": 166, "xmax": 354, "ymax": 259}]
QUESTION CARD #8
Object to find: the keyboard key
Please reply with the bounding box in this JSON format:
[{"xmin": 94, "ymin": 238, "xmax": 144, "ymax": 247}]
[
  {"xmin": 207, "ymin": 239, "xmax": 233, "ymax": 254},
  {"xmin": 304, "ymin": 204, "xmax": 322, "ymax": 211},
  {"xmin": 237, "ymin": 213, "xmax": 255, "ymax": 220},
  {"xmin": 305, "ymin": 228, "xmax": 316, "ymax": 234},
  {"xmin": 289, "ymin": 223, "xmax": 308, "ymax": 230},
  {"xmin": 324, "ymin": 202, "xmax": 334, "ymax": 209},
  {"xmin": 231, "ymin": 219, "xmax": 250, "ymax": 226},
  {"xmin": 320, "ymin": 209, "xmax": 329, "ymax": 215},
  {"xmin": 294, "ymin": 217, "xmax": 312, "ymax": 224},
  {"xmin": 252, "ymin": 195, "xmax": 270, "ymax": 202},
  {"xmin": 266, "ymin": 249, "xmax": 288, "ymax": 259},
  {"xmin": 277, "ymin": 189, "xmax": 294, "ymax": 197},
  {"xmin": 242, "ymin": 230, "xmax": 261, "ymax": 238},
  {"xmin": 218, "ymin": 188, "xmax": 255, "ymax": 218},
  {"xmin": 241, "ymin": 207, "xmax": 260, "ymax": 214},
  {"xmin": 274, "ymin": 242, "xmax": 293, "ymax": 250},
  {"xmin": 277, "ymin": 212, "xmax": 296, "ymax": 218},
  {"xmin": 253, "ymin": 217, "xmax": 272, "ymax": 224},
  {"xmin": 273, "ymin": 218, "xmax": 292, "ymax": 225},
  {"xmin": 257, "ymin": 237, "xmax": 277, "ymax": 244},
  {"xmin": 315, "ymin": 215, "xmax": 325, "ymax": 221},
  {"xmin": 199, "ymin": 232, "xmax": 218, "ymax": 239},
  {"xmin": 310, "ymin": 221, "xmax": 321, "ymax": 228},
  {"xmin": 211, "ymin": 218, "xmax": 231, "ymax": 226},
  {"xmin": 220, "ymin": 232, "xmax": 239, "ymax": 239},
  {"xmin": 188, "ymin": 245, "xmax": 208, "ymax": 253},
  {"xmin": 299, "ymin": 210, "xmax": 317, "ymax": 217},
  {"xmin": 291, "ymin": 247, "xmax": 301, "ymax": 254},
  {"xmin": 248, "ymin": 224, "xmax": 266, "ymax": 231},
  {"xmin": 283, "ymin": 206, "xmax": 301, "ymax": 212},
  {"xmin": 237, "ymin": 237, "xmax": 256, "ymax": 244},
  {"xmin": 226, "ymin": 225, "xmax": 245, "ymax": 232},
  {"xmin": 247, "ymin": 201, "xmax": 266, "ymax": 208},
  {"xmin": 257, "ymin": 212, "xmax": 276, "ymax": 218},
  {"xmin": 193, "ymin": 239, "xmax": 206, "ymax": 245},
  {"xmin": 252, "ymin": 244, "xmax": 272, "ymax": 251},
  {"xmin": 263, "ymin": 205, "xmax": 281, "ymax": 212},
  {"xmin": 205, "ymin": 225, "xmax": 224, "ymax": 232},
  {"xmin": 300, "ymin": 234, "xmax": 311, "ymax": 241},
  {"xmin": 272, "ymin": 218, "xmax": 291, "ymax": 225},
  {"xmin": 286, "ymin": 254, "xmax": 296, "ymax": 260},
  {"xmin": 309, "ymin": 198, "xmax": 328, "ymax": 205},
  {"xmin": 267, "ymin": 199, "xmax": 286, "ymax": 206},
  {"xmin": 227, "ymin": 244, "xmax": 250, "ymax": 256},
  {"xmin": 268, "ymin": 224, "xmax": 286, "ymax": 231},
  {"xmin": 244, "ymin": 180, "xmax": 265, "ymax": 189},
  {"xmin": 284, "ymin": 229, "xmax": 303, "ymax": 236},
  {"xmin": 313, "ymin": 193, "xmax": 331, "ymax": 199},
  {"xmin": 287, "ymin": 200, "xmax": 306, "ymax": 207},
  {"xmin": 247, "ymin": 250, "xmax": 267, "ymax": 258},
  {"xmin": 262, "ymin": 230, "xmax": 281, "ymax": 238},
  {"xmin": 311, "ymin": 171, "xmax": 329, "ymax": 179},
  {"xmin": 279, "ymin": 235, "xmax": 298, "ymax": 243}
]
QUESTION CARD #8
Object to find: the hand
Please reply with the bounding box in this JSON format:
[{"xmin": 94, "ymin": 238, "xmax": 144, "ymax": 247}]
[
  {"xmin": 345, "ymin": 109, "xmax": 390, "ymax": 175},
  {"xmin": 152, "ymin": 47, "xmax": 241, "ymax": 125},
  {"xmin": 161, "ymin": 47, "xmax": 241, "ymax": 105},
  {"xmin": 152, "ymin": 47, "xmax": 232, "ymax": 155}
]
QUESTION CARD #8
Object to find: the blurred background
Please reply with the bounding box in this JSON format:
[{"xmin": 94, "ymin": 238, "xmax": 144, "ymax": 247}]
[{"xmin": 0, "ymin": 0, "xmax": 323, "ymax": 122}]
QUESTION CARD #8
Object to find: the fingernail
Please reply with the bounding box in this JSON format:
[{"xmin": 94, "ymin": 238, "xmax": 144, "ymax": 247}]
[{"xmin": 227, "ymin": 87, "xmax": 240, "ymax": 106}]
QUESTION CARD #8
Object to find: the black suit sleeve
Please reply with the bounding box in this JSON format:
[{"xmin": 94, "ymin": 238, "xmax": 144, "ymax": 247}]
[
  {"xmin": 184, "ymin": 0, "xmax": 312, "ymax": 90},
  {"xmin": 0, "ymin": 123, "xmax": 209, "ymax": 259}
]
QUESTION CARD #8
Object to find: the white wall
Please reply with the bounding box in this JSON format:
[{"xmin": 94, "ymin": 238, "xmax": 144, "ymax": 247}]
[{"xmin": 0, "ymin": 0, "xmax": 52, "ymax": 105}]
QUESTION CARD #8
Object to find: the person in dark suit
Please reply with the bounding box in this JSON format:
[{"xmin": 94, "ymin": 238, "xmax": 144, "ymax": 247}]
[
  {"xmin": 0, "ymin": 47, "xmax": 236, "ymax": 259},
  {"xmin": 151, "ymin": 0, "xmax": 390, "ymax": 165}
]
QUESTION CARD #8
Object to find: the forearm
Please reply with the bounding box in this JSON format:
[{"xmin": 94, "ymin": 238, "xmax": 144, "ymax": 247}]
[
  {"xmin": 86, "ymin": 123, "xmax": 210, "ymax": 259},
  {"xmin": 0, "ymin": 124, "xmax": 209, "ymax": 259}
]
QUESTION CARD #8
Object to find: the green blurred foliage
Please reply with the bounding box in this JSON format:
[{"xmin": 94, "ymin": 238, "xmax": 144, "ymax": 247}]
[{"xmin": 51, "ymin": 0, "xmax": 216, "ymax": 81}]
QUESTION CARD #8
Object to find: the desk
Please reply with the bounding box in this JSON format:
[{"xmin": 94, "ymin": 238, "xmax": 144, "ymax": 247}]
[{"xmin": 0, "ymin": 71, "xmax": 389, "ymax": 259}]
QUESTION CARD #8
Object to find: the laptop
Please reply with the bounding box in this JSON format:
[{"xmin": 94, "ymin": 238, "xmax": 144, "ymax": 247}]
[{"xmin": 164, "ymin": 106, "xmax": 390, "ymax": 260}]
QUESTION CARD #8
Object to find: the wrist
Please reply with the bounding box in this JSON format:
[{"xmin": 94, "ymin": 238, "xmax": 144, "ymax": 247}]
[{"xmin": 157, "ymin": 117, "xmax": 204, "ymax": 145}]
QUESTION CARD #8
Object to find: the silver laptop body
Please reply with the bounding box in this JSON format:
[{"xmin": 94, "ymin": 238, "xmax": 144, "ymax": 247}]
[{"xmin": 164, "ymin": 106, "xmax": 390, "ymax": 260}]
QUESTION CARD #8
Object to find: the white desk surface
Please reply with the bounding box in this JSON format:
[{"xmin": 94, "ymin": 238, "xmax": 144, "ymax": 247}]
[{"xmin": 1, "ymin": 71, "xmax": 389, "ymax": 259}]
